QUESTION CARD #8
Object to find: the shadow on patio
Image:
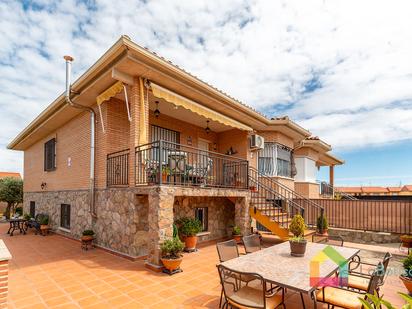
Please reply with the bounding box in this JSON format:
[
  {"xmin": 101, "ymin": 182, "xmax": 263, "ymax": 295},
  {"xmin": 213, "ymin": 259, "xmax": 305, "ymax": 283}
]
[{"xmin": 1, "ymin": 223, "xmax": 408, "ymax": 308}]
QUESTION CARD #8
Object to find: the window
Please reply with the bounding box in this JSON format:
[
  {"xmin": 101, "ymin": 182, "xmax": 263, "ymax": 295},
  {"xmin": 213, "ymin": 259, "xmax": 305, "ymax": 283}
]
[
  {"xmin": 258, "ymin": 143, "xmax": 292, "ymax": 177},
  {"xmin": 44, "ymin": 138, "xmax": 56, "ymax": 171},
  {"xmin": 60, "ymin": 204, "xmax": 71, "ymax": 230},
  {"xmin": 195, "ymin": 207, "xmax": 208, "ymax": 232},
  {"xmin": 29, "ymin": 201, "xmax": 35, "ymax": 218},
  {"xmin": 150, "ymin": 125, "xmax": 180, "ymax": 143}
]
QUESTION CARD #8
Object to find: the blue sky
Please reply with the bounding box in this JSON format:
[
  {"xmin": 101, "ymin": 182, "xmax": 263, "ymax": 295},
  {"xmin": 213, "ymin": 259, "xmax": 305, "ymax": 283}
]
[{"xmin": 1, "ymin": 0, "xmax": 412, "ymax": 186}]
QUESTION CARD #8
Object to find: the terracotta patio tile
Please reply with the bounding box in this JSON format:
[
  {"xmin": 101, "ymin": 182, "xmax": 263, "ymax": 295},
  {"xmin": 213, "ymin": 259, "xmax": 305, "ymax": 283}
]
[
  {"xmin": 106, "ymin": 294, "xmax": 133, "ymax": 306},
  {"xmin": 44, "ymin": 295, "xmax": 72, "ymax": 307},
  {"xmin": 69, "ymin": 290, "xmax": 92, "ymax": 301},
  {"xmin": 77, "ymin": 295, "xmax": 102, "ymax": 307}
]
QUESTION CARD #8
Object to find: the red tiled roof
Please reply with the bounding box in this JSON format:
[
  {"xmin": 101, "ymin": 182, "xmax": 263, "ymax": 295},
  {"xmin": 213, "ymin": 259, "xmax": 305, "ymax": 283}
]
[
  {"xmin": 361, "ymin": 187, "xmax": 389, "ymax": 193},
  {"xmin": 336, "ymin": 187, "xmax": 363, "ymax": 193},
  {"xmin": 402, "ymin": 185, "xmax": 412, "ymax": 192},
  {"xmin": 387, "ymin": 187, "xmax": 402, "ymax": 192},
  {"xmin": 0, "ymin": 172, "xmax": 21, "ymax": 179}
]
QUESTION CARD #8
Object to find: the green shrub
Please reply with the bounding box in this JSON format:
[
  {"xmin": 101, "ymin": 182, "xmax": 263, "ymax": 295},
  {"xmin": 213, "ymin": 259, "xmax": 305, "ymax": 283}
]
[
  {"xmin": 403, "ymin": 253, "xmax": 412, "ymax": 278},
  {"xmin": 23, "ymin": 213, "xmax": 32, "ymax": 220},
  {"xmin": 15, "ymin": 207, "xmax": 23, "ymax": 216},
  {"xmin": 316, "ymin": 215, "xmax": 328, "ymax": 232},
  {"xmin": 173, "ymin": 223, "xmax": 178, "ymax": 238},
  {"xmin": 161, "ymin": 238, "xmax": 184, "ymax": 259},
  {"xmin": 39, "ymin": 216, "xmax": 49, "ymax": 225},
  {"xmin": 232, "ymin": 226, "xmax": 241, "ymax": 235},
  {"xmin": 178, "ymin": 217, "xmax": 202, "ymax": 237},
  {"xmin": 289, "ymin": 214, "xmax": 306, "ymax": 238},
  {"xmin": 82, "ymin": 230, "xmax": 95, "ymax": 236}
]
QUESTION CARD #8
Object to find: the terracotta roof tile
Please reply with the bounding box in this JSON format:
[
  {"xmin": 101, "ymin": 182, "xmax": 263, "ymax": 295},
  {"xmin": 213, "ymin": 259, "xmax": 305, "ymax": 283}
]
[
  {"xmin": 0, "ymin": 172, "xmax": 21, "ymax": 179},
  {"xmin": 361, "ymin": 187, "xmax": 389, "ymax": 193},
  {"xmin": 402, "ymin": 185, "xmax": 412, "ymax": 191},
  {"xmin": 336, "ymin": 187, "xmax": 363, "ymax": 193},
  {"xmin": 387, "ymin": 187, "xmax": 402, "ymax": 192}
]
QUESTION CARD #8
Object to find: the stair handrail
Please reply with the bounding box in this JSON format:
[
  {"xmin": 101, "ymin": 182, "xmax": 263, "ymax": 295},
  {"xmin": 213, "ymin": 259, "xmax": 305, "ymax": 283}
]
[
  {"xmin": 249, "ymin": 172, "xmax": 305, "ymax": 215},
  {"xmin": 249, "ymin": 167, "xmax": 324, "ymax": 211}
]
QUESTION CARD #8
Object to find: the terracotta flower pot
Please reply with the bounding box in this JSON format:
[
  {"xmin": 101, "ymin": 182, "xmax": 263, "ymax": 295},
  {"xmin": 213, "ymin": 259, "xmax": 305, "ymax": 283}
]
[
  {"xmin": 317, "ymin": 229, "xmax": 328, "ymax": 236},
  {"xmin": 40, "ymin": 225, "xmax": 49, "ymax": 230},
  {"xmin": 184, "ymin": 236, "xmax": 198, "ymax": 251},
  {"xmin": 233, "ymin": 234, "xmax": 242, "ymax": 243},
  {"xmin": 400, "ymin": 236, "xmax": 412, "ymax": 248},
  {"xmin": 161, "ymin": 257, "xmax": 183, "ymax": 272},
  {"xmin": 400, "ymin": 275, "xmax": 412, "ymax": 294},
  {"xmin": 289, "ymin": 239, "xmax": 307, "ymax": 257},
  {"xmin": 81, "ymin": 235, "xmax": 94, "ymax": 242}
]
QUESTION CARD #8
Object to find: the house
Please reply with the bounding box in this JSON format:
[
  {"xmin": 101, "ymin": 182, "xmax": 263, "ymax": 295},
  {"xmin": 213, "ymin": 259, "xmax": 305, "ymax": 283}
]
[
  {"xmin": 8, "ymin": 36, "xmax": 342, "ymax": 269},
  {"xmin": 336, "ymin": 185, "xmax": 412, "ymax": 197}
]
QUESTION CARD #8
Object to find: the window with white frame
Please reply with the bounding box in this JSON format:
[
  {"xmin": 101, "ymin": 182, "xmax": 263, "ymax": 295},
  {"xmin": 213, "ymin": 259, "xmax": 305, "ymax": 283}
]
[{"xmin": 258, "ymin": 143, "xmax": 292, "ymax": 177}]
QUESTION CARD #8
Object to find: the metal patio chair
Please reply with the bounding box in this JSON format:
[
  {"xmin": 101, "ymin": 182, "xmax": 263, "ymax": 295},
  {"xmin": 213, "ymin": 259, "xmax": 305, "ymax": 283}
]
[
  {"xmin": 243, "ymin": 234, "xmax": 262, "ymax": 254},
  {"xmin": 217, "ymin": 264, "xmax": 285, "ymax": 309}
]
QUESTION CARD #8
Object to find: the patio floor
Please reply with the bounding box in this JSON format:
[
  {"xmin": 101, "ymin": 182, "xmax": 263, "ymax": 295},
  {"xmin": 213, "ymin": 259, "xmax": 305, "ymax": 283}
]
[{"xmin": 1, "ymin": 223, "xmax": 408, "ymax": 308}]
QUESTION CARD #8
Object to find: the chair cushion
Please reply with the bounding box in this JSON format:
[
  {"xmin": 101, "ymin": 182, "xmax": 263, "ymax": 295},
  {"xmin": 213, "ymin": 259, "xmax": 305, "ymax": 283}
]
[
  {"xmin": 228, "ymin": 286, "xmax": 282, "ymax": 309},
  {"xmin": 348, "ymin": 274, "xmax": 369, "ymax": 291},
  {"xmin": 316, "ymin": 287, "xmax": 363, "ymax": 309}
]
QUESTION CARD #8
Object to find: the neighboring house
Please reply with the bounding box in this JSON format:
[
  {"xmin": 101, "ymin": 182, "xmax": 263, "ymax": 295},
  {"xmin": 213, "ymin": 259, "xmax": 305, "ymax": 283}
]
[
  {"xmin": 8, "ymin": 36, "xmax": 342, "ymax": 268},
  {"xmin": 0, "ymin": 172, "xmax": 22, "ymax": 214},
  {"xmin": 336, "ymin": 185, "xmax": 412, "ymax": 197}
]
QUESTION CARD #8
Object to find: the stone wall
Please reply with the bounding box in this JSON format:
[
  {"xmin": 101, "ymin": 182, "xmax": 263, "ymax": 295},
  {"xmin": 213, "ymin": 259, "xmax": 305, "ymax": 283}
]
[
  {"xmin": 23, "ymin": 189, "xmax": 149, "ymax": 258},
  {"xmin": 23, "ymin": 190, "xmax": 92, "ymax": 239},
  {"xmin": 328, "ymin": 228, "xmax": 402, "ymax": 244},
  {"xmin": 173, "ymin": 196, "xmax": 235, "ymax": 241},
  {"xmin": 94, "ymin": 189, "xmax": 149, "ymax": 257}
]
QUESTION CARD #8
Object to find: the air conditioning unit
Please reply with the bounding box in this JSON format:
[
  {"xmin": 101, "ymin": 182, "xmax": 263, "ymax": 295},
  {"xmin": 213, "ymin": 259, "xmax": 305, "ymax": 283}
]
[{"xmin": 250, "ymin": 134, "xmax": 265, "ymax": 149}]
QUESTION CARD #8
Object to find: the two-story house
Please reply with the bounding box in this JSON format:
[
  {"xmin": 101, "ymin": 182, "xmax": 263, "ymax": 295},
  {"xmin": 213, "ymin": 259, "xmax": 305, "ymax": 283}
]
[{"xmin": 8, "ymin": 36, "xmax": 342, "ymax": 269}]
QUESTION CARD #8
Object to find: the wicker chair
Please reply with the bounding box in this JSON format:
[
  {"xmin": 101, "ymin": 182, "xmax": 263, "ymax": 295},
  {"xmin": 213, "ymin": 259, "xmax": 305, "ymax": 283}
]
[
  {"xmin": 217, "ymin": 264, "xmax": 285, "ymax": 309},
  {"xmin": 312, "ymin": 234, "xmax": 344, "ymax": 247},
  {"xmin": 347, "ymin": 252, "xmax": 392, "ymax": 295},
  {"xmin": 316, "ymin": 262, "xmax": 384, "ymax": 309},
  {"xmin": 243, "ymin": 234, "xmax": 262, "ymax": 254}
]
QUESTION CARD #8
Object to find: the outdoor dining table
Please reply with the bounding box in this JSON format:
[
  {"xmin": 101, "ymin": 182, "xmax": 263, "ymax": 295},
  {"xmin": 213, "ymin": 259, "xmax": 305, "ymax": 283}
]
[
  {"xmin": 220, "ymin": 241, "xmax": 360, "ymax": 308},
  {"xmin": 7, "ymin": 218, "xmax": 27, "ymax": 236}
]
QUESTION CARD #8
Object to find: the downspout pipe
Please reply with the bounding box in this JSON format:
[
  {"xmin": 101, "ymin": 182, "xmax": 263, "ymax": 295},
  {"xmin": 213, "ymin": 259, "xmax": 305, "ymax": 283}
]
[{"xmin": 64, "ymin": 56, "xmax": 96, "ymax": 217}]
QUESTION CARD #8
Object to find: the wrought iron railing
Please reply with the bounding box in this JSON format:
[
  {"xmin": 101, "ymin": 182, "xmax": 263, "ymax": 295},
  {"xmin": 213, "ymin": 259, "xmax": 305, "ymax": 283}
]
[
  {"xmin": 319, "ymin": 181, "xmax": 357, "ymax": 200},
  {"xmin": 249, "ymin": 167, "xmax": 323, "ymax": 228},
  {"xmin": 135, "ymin": 140, "xmax": 249, "ymax": 189},
  {"xmin": 107, "ymin": 149, "xmax": 129, "ymax": 186}
]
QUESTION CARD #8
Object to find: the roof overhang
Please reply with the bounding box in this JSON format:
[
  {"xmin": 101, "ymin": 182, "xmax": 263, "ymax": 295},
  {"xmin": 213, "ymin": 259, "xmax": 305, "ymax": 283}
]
[
  {"xmin": 317, "ymin": 152, "xmax": 344, "ymax": 166},
  {"xmin": 8, "ymin": 35, "xmax": 313, "ymax": 151}
]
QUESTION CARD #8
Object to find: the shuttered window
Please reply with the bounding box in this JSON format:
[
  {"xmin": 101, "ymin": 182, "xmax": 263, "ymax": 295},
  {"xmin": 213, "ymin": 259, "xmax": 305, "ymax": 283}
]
[
  {"xmin": 44, "ymin": 138, "xmax": 56, "ymax": 171},
  {"xmin": 60, "ymin": 204, "xmax": 71, "ymax": 229},
  {"xmin": 150, "ymin": 125, "xmax": 180, "ymax": 143},
  {"xmin": 258, "ymin": 143, "xmax": 292, "ymax": 177},
  {"xmin": 195, "ymin": 207, "xmax": 208, "ymax": 232}
]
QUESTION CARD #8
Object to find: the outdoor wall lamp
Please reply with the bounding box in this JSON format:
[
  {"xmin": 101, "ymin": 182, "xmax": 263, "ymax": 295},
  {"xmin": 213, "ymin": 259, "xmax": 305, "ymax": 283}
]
[
  {"xmin": 154, "ymin": 101, "xmax": 160, "ymax": 118},
  {"xmin": 205, "ymin": 120, "xmax": 211, "ymax": 134},
  {"xmin": 41, "ymin": 182, "xmax": 47, "ymax": 190}
]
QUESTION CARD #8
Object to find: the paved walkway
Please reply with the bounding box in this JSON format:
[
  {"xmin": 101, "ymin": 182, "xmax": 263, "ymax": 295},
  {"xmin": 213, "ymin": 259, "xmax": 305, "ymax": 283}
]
[{"xmin": 0, "ymin": 223, "xmax": 408, "ymax": 308}]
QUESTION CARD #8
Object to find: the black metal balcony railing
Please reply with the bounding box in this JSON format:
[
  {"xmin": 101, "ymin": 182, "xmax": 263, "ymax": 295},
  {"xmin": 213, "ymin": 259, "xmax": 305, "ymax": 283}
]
[
  {"xmin": 135, "ymin": 140, "xmax": 249, "ymax": 189},
  {"xmin": 107, "ymin": 149, "xmax": 129, "ymax": 186}
]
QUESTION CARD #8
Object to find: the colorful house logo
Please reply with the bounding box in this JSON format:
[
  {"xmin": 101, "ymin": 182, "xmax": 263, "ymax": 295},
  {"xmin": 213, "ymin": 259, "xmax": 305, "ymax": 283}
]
[{"xmin": 310, "ymin": 246, "xmax": 349, "ymax": 287}]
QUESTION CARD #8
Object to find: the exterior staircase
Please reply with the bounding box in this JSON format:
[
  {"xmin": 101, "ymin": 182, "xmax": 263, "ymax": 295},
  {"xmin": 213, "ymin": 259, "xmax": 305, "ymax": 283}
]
[{"xmin": 248, "ymin": 167, "xmax": 325, "ymax": 240}]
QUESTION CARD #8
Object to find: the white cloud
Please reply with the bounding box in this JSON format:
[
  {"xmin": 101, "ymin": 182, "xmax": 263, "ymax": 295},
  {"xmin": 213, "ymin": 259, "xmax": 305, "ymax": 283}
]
[{"xmin": 1, "ymin": 0, "xmax": 412, "ymax": 174}]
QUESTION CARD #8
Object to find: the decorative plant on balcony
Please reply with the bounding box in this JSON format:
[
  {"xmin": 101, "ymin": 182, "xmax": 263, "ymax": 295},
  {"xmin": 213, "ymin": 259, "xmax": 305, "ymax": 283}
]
[
  {"xmin": 400, "ymin": 252, "xmax": 412, "ymax": 293},
  {"xmin": 316, "ymin": 215, "xmax": 328, "ymax": 235},
  {"xmin": 160, "ymin": 237, "xmax": 184, "ymax": 274},
  {"xmin": 289, "ymin": 214, "xmax": 307, "ymax": 257},
  {"xmin": 162, "ymin": 166, "xmax": 170, "ymax": 183},
  {"xmin": 177, "ymin": 217, "xmax": 202, "ymax": 252}
]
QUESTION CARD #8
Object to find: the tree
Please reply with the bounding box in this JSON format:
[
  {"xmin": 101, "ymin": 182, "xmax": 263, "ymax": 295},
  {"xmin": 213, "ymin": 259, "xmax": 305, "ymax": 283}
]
[{"xmin": 0, "ymin": 177, "xmax": 23, "ymax": 219}]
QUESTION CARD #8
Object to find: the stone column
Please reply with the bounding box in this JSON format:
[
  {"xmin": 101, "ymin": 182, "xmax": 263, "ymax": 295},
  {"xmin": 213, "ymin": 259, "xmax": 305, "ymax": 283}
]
[
  {"xmin": 0, "ymin": 240, "xmax": 11, "ymax": 309},
  {"xmin": 146, "ymin": 187, "xmax": 175, "ymax": 269},
  {"xmin": 234, "ymin": 196, "xmax": 251, "ymax": 236}
]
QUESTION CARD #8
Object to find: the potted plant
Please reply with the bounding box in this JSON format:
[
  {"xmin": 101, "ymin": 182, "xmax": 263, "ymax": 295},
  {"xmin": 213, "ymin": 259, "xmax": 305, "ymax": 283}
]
[
  {"xmin": 162, "ymin": 166, "xmax": 170, "ymax": 183},
  {"xmin": 400, "ymin": 235, "xmax": 412, "ymax": 250},
  {"xmin": 23, "ymin": 213, "xmax": 32, "ymax": 221},
  {"xmin": 178, "ymin": 217, "xmax": 202, "ymax": 252},
  {"xmin": 160, "ymin": 237, "xmax": 184, "ymax": 274},
  {"xmin": 400, "ymin": 252, "xmax": 412, "ymax": 293},
  {"xmin": 289, "ymin": 214, "xmax": 307, "ymax": 257},
  {"xmin": 39, "ymin": 216, "xmax": 49, "ymax": 229},
  {"xmin": 81, "ymin": 230, "xmax": 95, "ymax": 241},
  {"xmin": 232, "ymin": 225, "xmax": 242, "ymax": 243},
  {"xmin": 316, "ymin": 215, "xmax": 328, "ymax": 235}
]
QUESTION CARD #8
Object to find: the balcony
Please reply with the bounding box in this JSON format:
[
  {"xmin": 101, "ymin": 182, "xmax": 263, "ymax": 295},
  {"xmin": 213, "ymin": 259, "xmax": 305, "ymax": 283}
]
[{"xmin": 107, "ymin": 140, "xmax": 249, "ymax": 189}]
